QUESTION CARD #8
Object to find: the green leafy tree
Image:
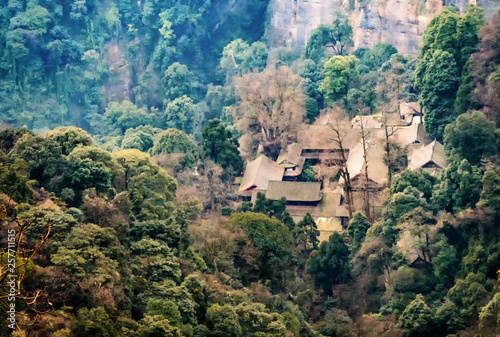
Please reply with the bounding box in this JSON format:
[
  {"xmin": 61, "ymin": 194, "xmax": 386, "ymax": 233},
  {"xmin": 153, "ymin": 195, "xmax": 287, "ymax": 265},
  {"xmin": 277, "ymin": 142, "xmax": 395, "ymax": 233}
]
[
  {"xmin": 446, "ymin": 272, "xmax": 493, "ymax": 321},
  {"xmin": 235, "ymin": 302, "xmax": 289, "ymax": 336},
  {"xmin": 12, "ymin": 134, "xmax": 66, "ymax": 187},
  {"xmin": 138, "ymin": 315, "xmax": 181, "ymax": 337},
  {"xmin": 294, "ymin": 213, "xmax": 320, "ymax": 251},
  {"xmin": 431, "ymin": 159, "xmax": 482, "ymax": 213},
  {"xmin": 389, "ymin": 169, "xmax": 436, "ymax": 200},
  {"xmin": 416, "ymin": 7, "xmax": 469, "ymax": 86},
  {"xmin": 219, "ymin": 39, "xmax": 268, "ymax": 84},
  {"xmin": 385, "ymin": 187, "xmax": 428, "ymax": 223},
  {"xmin": 355, "ymin": 43, "xmax": 398, "ymax": 72},
  {"xmin": 74, "ymin": 307, "xmax": 116, "ymax": 337},
  {"xmin": 479, "ymin": 292, "xmax": 500, "ymax": 336},
  {"xmin": 480, "ymin": 168, "xmax": 500, "ymax": 216},
  {"xmin": 282, "ymin": 210, "xmax": 295, "ymax": 232},
  {"xmin": 202, "ymin": 119, "xmax": 243, "ymax": 173},
  {"xmin": 398, "ymin": 294, "xmax": 435, "ymax": 336},
  {"xmin": 383, "ymin": 186, "xmax": 429, "ymax": 244},
  {"xmin": 305, "ymin": 13, "xmax": 354, "ymax": 60},
  {"xmin": 415, "ymin": 6, "xmax": 483, "ymax": 139},
  {"xmin": 319, "ymin": 55, "xmax": 361, "ymax": 113},
  {"xmin": 251, "ymin": 192, "xmax": 287, "ymax": 220},
  {"xmin": 455, "ymin": 59, "xmax": 480, "ymax": 116},
  {"xmin": 162, "ymin": 62, "xmax": 194, "ymax": 101},
  {"xmin": 205, "ymin": 304, "xmax": 241, "ymax": 337},
  {"xmin": 163, "ymin": 95, "xmax": 197, "ymax": 134},
  {"xmin": 456, "ymin": 5, "xmax": 485, "ymax": 71},
  {"xmin": 318, "ymin": 309, "xmax": 356, "ymax": 337},
  {"xmin": 433, "ymin": 237, "xmax": 459, "ymax": 286},
  {"xmin": 71, "ymin": 158, "xmax": 112, "ymax": 195},
  {"xmin": 444, "ymin": 111, "xmax": 497, "ymax": 165},
  {"xmin": 230, "ymin": 212, "xmax": 295, "ymax": 285},
  {"xmin": 204, "ymin": 85, "xmax": 234, "ymax": 121},
  {"xmin": 130, "ymin": 238, "xmax": 182, "ymax": 283},
  {"xmin": 51, "ymin": 223, "xmax": 125, "ymax": 279},
  {"xmin": 0, "ymin": 155, "xmax": 33, "ymax": 202},
  {"xmin": 419, "ymin": 49, "xmax": 459, "ymax": 139},
  {"xmin": 114, "ymin": 149, "xmax": 177, "ymax": 220},
  {"xmin": 46, "ymin": 126, "xmax": 94, "ymax": 156},
  {"xmin": 435, "ymin": 299, "xmax": 465, "ymax": 335},
  {"xmin": 306, "ymin": 232, "xmax": 350, "ymax": 294},
  {"xmin": 0, "ymin": 128, "xmax": 35, "ymax": 154},
  {"xmin": 103, "ymin": 101, "xmax": 153, "ymax": 135},
  {"xmin": 68, "ymin": 146, "xmax": 120, "ymax": 176},
  {"xmin": 151, "ymin": 128, "xmax": 198, "ymax": 170},
  {"xmin": 347, "ymin": 212, "xmax": 370, "ymax": 253},
  {"xmin": 296, "ymin": 58, "xmax": 325, "ymax": 123},
  {"xmin": 121, "ymin": 126, "xmax": 162, "ymax": 153}
]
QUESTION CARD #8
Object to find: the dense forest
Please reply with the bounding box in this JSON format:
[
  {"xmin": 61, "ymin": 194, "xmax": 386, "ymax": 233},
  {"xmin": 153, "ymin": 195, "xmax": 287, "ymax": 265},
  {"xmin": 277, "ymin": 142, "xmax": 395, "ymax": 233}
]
[{"xmin": 1, "ymin": 1, "xmax": 500, "ymax": 336}]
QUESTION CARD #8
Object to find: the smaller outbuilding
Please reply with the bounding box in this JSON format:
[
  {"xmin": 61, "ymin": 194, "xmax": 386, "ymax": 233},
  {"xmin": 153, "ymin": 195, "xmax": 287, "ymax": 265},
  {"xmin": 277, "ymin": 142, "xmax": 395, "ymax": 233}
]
[
  {"xmin": 277, "ymin": 143, "xmax": 305, "ymax": 179},
  {"xmin": 408, "ymin": 140, "xmax": 448, "ymax": 176}
]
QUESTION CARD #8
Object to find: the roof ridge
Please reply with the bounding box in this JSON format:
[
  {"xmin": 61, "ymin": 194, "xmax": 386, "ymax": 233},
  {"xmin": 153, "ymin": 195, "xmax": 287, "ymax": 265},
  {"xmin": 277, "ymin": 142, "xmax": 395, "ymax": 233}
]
[{"xmin": 255, "ymin": 155, "xmax": 269, "ymax": 177}]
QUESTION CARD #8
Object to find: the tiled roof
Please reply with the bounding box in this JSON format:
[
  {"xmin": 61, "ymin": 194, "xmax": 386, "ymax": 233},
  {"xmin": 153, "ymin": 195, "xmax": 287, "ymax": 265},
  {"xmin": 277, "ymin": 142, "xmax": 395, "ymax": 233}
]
[
  {"xmin": 344, "ymin": 137, "xmax": 388, "ymax": 186},
  {"xmin": 408, "ymin": 140, "xmax": 448, "ymax": 171},
  {"xmin": 265, "ymin": 181, "xmax": 322, "ymax": 202},
  {"xmin": 394, "ymin": 123, "xmax": 431, "ymax": 147},
  {"xmin": 238, "ymin": 155, "xmax": 284, "ymax": 192}
]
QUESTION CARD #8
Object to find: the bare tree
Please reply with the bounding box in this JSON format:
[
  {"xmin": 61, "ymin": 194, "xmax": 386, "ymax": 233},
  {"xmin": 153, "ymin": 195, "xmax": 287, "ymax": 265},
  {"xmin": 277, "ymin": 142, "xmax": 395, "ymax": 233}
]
[
  {"xmin": 382, "ymin": 112, "xmax": 396, "ymax": 186},
  {"xmin": 376, "ymin": 54, "xmax": 417, "ymax": 116},
  {"xmin": 0, "ymin": 196, "xmax": 52, "ymax": 325},
  {"xmin": 327, "ymin": 111, "xmax": 353, "ymax": 218},
  {"xmin": 359, "ymin": 118, "xmax": 371, "ymax": 221},
  {"xmin": 195, "ymin": 159, "xmax": 232, "ymax": 212},
  {"xmin": 234, "ymin": 66, "xmax": 306, "ymax": 159}
]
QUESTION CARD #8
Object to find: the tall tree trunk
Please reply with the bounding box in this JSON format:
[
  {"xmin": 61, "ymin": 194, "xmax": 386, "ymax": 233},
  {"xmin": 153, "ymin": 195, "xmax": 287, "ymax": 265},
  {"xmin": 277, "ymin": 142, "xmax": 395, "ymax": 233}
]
[
  {"xmin": 329, "ymin": 120, "xmax": 353, "ymax": 218},
  {"xmin": 360, "ymin": 120, "xmax": 371, "ymax": 221},
  {"xmin": 383, "ymin": 112, "xmax": 394, "ymax": 187}
]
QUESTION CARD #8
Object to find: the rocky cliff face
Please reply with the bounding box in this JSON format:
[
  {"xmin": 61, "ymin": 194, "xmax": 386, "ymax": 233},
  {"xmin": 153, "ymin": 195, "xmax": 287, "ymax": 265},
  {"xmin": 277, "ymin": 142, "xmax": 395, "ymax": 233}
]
[{"xmin": 268, "ymin": 0, "xmax": 498, "ymax": 55}]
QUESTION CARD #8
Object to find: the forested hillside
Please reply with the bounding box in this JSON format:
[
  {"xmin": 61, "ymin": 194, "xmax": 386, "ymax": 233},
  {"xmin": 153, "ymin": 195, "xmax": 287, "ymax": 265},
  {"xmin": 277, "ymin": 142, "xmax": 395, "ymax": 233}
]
[
  {"xmin": 0, "ymin": 0, "xmax": 269, "ymax": 132},
  {"xmin": 1, "ymin": 1, "xmax": 500, "ymax": 337}
]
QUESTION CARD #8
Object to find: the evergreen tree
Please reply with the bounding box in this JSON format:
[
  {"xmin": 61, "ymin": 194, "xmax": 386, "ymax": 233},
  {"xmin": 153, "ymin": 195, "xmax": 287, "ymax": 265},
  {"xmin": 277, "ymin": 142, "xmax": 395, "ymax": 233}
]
[
  {"xmin": 295, "ymin": 213, "xmax": 320, "ymax": 251},
  {"xmin": 162, "ymin": 62, "xmax": 194, "ymax": 101},
  {"xmin": 431, "ymin": 159, "xmax": 483, "ymax": 213},
  {"xmin": 163, "ymin": 95, "xmax": 198, "ymax": 134},
  {"xmin": 45, "ymin": 126, "xmax": 94, "ymax": 156},
  {"xmin": 481, "ymin": 168, "xmax": 500, "ymax": 216},
  {"xmin": 415, "ymin": 6, "xmax": 483, "ymax": 139},
  {"xmin": 319, "ymin": 55, "xmax": 361, "ymax": 114},
  {"xmin": 347, "ymin": 212, "xmax": 370, "ymax": 253},
  {"xmin": 306, "ymin": 232, "xmax": 350, "ymax": 294},
  {"xmin": 305, "ymin": 13, "xmax": 354, "ymax": 60},
  {"xmin": 398, "ymin": 294, "xmax": 435, "ymax": 336},
  {"xmin": 202, "ymin": 119, "xmax": 243, "ymax": 174},
  {"xmin": 420, "ymin": 49, "xmax": 459, "ymax": 139},
  {"xmin": 282, "ymin": 210, "xmax": 296, "ymax": 232},
  {"xmin": 444, "ymin": 111, "xmax": 498, "ymax": 165}
]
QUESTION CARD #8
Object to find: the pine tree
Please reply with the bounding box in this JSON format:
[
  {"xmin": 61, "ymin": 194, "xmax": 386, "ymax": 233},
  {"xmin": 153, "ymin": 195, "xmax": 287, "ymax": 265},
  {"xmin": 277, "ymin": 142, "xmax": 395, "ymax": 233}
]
[
  {"xmin": 202, "ymin": 119, "xmax": 243, "ymax": 174},
  {"xmin": 295, "ymin": 213, "xmax": 320, "ymax": 251},
  {"xmin": 398, "ymin": 294, "xmax": 435, "ymax": 335},
  {"xmin": 347, "ymin": 212, "xmax": 370, "ymax": 253}
]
